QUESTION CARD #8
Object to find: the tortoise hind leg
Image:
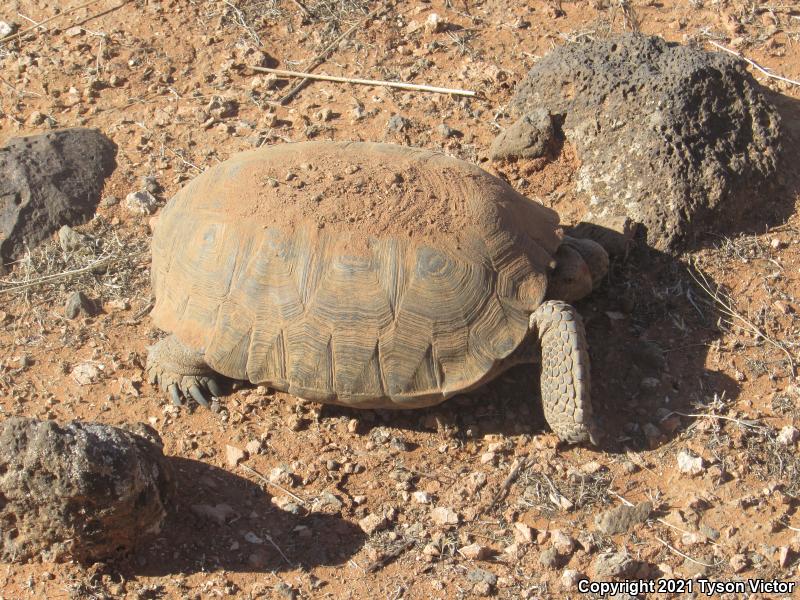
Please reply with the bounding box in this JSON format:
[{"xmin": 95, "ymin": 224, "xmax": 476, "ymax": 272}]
[
  {"xmin": 146, "ymin": 335, "xmax": 223, "ymax": 407},
  {"xmin": 530, "ymin": 300, "xmax": 600, "ymax": 445}
]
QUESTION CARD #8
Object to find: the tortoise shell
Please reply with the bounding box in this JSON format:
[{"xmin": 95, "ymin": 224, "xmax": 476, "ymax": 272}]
[{"xmin": 150, "ymin": 141, "xmax": 562, "ymax": 408}]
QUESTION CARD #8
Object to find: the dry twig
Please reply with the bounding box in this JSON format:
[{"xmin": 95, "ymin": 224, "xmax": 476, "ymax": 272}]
[
  {"xmin": 238, "ymin": 463, "xmax": 308, "ymax": 506},
  {"xmin": 689, "ymin": 263, "xmax": 796, "ymax": 376},
  {"xmin": 486, "ymin": 456, "xmax": 532, "ymax": 511},
  {"xmin": 364, "ymin": 538, "xmax": 415, "ymax": 573},
  {"xmin": 1, "ymin": 0, "xmax": 105, "ymax": 46},
  {"xmin": 0, "ymin": 251, "xmax": 146, "ymax": 295},
  {"xmin": 290, "ymin": 0, "xmax": 312, "ymax": 18},
  {"xmin": 277, "ymin": 4, "xmax": 387, "ymax": 105},
  {"xmin": 707, "ymin": 40, "xmax": 800, "ymax": 87},
  {"xmin": 252, "ymin": 66, "xmax": 476, "ymax": 97},
  {"xmin": 655, "ymin": 536, "xmax": 720, "ymax": 569},
  {"xmin": 264, "ymin": 534, "xmax": 293, "ymax": 566},
  {"xmin": 664, "ymin": 410, "xmax": 766, "ymax": 431}
]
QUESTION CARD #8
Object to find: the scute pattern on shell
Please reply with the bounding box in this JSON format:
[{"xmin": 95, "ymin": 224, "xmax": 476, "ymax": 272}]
[{"xmin": 151, "ymin": 142, "xmax": 562, "ymax": 408}]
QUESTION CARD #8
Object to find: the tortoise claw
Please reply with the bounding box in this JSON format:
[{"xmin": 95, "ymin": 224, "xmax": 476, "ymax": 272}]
[
  {"xmin": 168, "ymin": 384, "xmax": 183, "ymax": 406},
  {"xmin": 206, "ymin": 378, "xmax": 222, "ymax": 398},
  {"xmin": 188, "ymin": 384, "xmax": 210, "ymax": 408}
]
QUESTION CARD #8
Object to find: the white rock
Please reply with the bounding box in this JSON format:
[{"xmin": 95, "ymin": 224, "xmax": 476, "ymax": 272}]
[
  {"xmin": 551, "ymin": 529, "xmax": 575, "ymax": 554},
  {"xmin": 0, "ymin": 21, "xmax": 16, "ymax": 38},
  {"xmin": 430, "ymin": 506, "xmax": 459, "ymax": 525},
  {"xmin": 480, "ymin": 452, "xmax": 497, "ymax": 465},
  {"xmin": 71, "ymin": 362, "xmax": 102, "ymax": 385},
  {"xmin": 244, "ymin": 531, "xmax": 263, "ymax": 544},
  {"xmin": 358, "ymin": 513, "xmax": 387, "ymax": 535},
  {"xmin": 460, "ymin": 543, "xmax": 489, "ymax": 560},
  {"xmin": 125, "ymin": 190, "xmax": 158, "ymax": 215},
  {"xmin": 513, "ymin": 522, "xmax": 534, "ymax": 543},
  {"xmin": 777, "ymin": 426, "xmax": 799, "ymax": 446},
  {"xmin": 561, "ymin": 569, "xmax": 584, "ymax": 590},
  {"xmin": 425, "ymin": 12, "xmax": 443, "ymax": 32},
  {"xmin": 677, "ymin": 450, "xmax": 705, "ymax": 475},
  {"xmin": 413, "ymin": 491, "xmax": 433, "ymax": 504},
  {"xmin": 225, "ymin": 444, "xmax": 247, "ymax": 467}
]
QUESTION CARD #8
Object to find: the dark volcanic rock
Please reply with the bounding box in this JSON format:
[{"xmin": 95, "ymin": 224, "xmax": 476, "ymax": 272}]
[
  {"xmin": 595, "ymin": 500, "xmax": 653, "ymax": 535},
  {"xmin": 507, "ymin": 34, "xmax": 782, "ymax": 252},
  {"xmin": 0, "ymin": 128, "xmax": 116, "ymax": 265},
  {"xmin": 0, "ymin": 417, "xmax": 172, "ymax": 563}
]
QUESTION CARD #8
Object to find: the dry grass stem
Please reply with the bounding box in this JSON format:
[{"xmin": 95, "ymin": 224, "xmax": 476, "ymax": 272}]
[
  {"xmin": 238, "ymin": 463, "xmax": 308, "ymax": 506},
  {"xmin": 1, "ymin": 0, "xmax": 105, "ymax": 46},
  {"xmin": 290, "ymin": 0, "xmax": 312, "ymax": 18},
  {"xmin": 252, "ymin": 66, "xmax": 477, "ymax": 97},
  {"xmin": 689, "ymin": 263, "xmax": 796, "ymax": 376},
  {"xmin": 611, "ymin": 490, "xmax": 722, "ymax": 547},
  {"xmin": 364, "ymin": 538, "xmax": 415, "ymax": 573},
  {"xmin": 278, "ymin": 4, "xmax": 388, "ymax": 105},
  {"xmin": 486, "ymin": 456, "xmax": 532, "ymax": 512},
  {"xmin": 264, "ymin": 534, "xmax": 293, "ymax": 566},
  {"xmin": 655, "ymin": 537, "xmax": 720, "ymax": 569},
  {"xmin": 0, "ymin": 250, "xmax": 147, "ymax": 295},
  {"xmin": 707, "ymin": 40, "xmax": 800, "ymax": 87}
]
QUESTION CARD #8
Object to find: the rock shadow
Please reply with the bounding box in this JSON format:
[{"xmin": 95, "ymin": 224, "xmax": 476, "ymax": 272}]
[{"xmin": 120, "ymin": 456, "xmax": 366, "ymax": 576}]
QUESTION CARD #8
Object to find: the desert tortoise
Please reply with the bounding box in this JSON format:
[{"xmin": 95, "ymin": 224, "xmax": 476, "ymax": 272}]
[{"xmin": 146, "ymin": 142, "xmax": 608, "ymax": 444}]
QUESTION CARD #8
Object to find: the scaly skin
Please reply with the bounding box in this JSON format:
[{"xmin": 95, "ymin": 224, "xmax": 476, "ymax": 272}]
[
  {"xmin": 530, "ymin": 300, "xmax": 600, "ymax": 445},
  {"xmin": 146, "ymin": 335, "xmax": 223, "ymax": 407}
]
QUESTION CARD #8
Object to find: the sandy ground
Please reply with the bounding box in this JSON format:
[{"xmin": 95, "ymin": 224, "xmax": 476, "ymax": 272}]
[{"xmin": 1, "ymin": 0, "xmax": 800, "ymax": 598}]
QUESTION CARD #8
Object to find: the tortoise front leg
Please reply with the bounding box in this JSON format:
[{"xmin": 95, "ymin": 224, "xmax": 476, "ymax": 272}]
[
  {"xmin": 530, "ymin": 300, "xmax": 600, "ymax": 445},
  {"xmin": 146, "ymin": 335, "xmax": 222, "ymax": 407}
]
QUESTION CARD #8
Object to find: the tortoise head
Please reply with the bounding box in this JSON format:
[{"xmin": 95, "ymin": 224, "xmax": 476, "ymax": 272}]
[{"xmin": 546, "ymin": 236, "xmax": 609, "ymax": 303}]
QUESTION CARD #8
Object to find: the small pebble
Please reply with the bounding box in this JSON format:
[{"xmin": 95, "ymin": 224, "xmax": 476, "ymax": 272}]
[
  {"xmin": 0, "ymin": 21, "xmax": 17, "ymax": 38},
  {"xmin": 58, "ymin": 225, "xmax": 86, "ymax": 252},
  {"xmin": 777, "ymin": 426, "xmax": 799, "ymax": 446},
  {"xmin": 358, "ymin": 513, "xmax": 387, "ymax": 535},
  {"xmin": 225, "ymin": 444, "xmax": 246, "ymax": 467},
  {"xmin": 64, "ymin": 291, "xmax": 92, "ymax": 319},
  {"xmin": 125, "ymin": 190, "xmax": 158, "ymax": 215},
  {"xmin": 387, "ymin": 114, "xmax": 409, "ymax": 132},
  {"xmin": 460, "ymin": 543, "xmax": 489, "ymax": 560},
  {"xmin": 561, "ymin": 569, "xmax": 584, "ymax": 590},
  {"xmin": 677, "ymin": 449, "xmax": 705, "ymax": 475},
  {"xmin": 430, "ymin": 506, "xmax": 459, "ymax": 525}
]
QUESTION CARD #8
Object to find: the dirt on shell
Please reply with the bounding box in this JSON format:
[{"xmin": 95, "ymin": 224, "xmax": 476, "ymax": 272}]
[{"xmin": 169, "ymin": 141, "xmax": 540, "ymax": 253}]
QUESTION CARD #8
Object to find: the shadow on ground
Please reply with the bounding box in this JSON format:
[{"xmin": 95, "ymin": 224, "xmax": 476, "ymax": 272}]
[{"xmin": 120, "ymin": 456, "xmax": 366, "ymax": 576}]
